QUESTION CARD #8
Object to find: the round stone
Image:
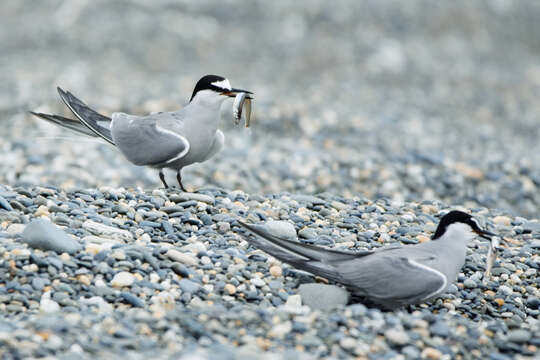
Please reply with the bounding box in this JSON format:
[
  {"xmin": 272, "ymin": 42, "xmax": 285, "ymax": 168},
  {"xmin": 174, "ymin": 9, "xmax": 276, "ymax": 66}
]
[{"xmin": 110, "ymin": 272, "xmax": 135, "ymax": 287}]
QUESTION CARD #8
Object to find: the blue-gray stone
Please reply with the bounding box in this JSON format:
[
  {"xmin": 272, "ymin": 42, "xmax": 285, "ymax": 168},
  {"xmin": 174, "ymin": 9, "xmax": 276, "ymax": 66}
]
[
  {"xmin": 179, "ymin": 279, "xmax": 200, "ymax": 293},
  {"xmin": 299, "ymin": 284, "xmax": 349, "ymax": 310},
  {"xmin": 507, "ymin": 329, "xmax": 531, "ymax": 343},
  {"xmin": 31, "ymin": 277, "xmax": 47, "ymax": 291},
  {"xmin": 161, "ymin": 221, "xmax": 174, "ymax": 235},
  {"xmin": 120, "ymin": 292, "xmax": 144, "ymax": 308},
  {"xmin": 526, "ymin": 297, "xmax": 540, "ymax": 310},
  {"xmin": 0, "ymin": 196, "xmax": 13, "ymax": 211},
  {"xmin": 430, "ymin": 321, "xmax": 450, "ymax": 337},
  {"xmin": 22, "ymin": 219, "xmax": 82, "ymax": 254},
  {"xmin": 200, "ymin": 214, "xmax": 212, "ymax": 225}
]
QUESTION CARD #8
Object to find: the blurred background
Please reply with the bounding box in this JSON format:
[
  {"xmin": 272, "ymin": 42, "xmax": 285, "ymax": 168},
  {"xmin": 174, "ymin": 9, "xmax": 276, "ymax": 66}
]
[{"xmin": 0, "ymin": 0, "xmax": 539, "ymax": 217}]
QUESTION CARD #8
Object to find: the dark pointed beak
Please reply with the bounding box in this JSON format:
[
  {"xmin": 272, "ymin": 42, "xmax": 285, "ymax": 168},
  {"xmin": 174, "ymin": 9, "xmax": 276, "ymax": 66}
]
[
  {"xmin": 222, "ymin": 88, "xmax": 254, "ymax": 99},
  {"xmin": 475, "ymin": 228, "xmax": 496, "ymax": 240}
]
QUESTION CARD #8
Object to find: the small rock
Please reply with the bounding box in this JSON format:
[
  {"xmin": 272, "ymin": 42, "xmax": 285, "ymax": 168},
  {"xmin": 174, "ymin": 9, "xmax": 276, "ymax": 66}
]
[
  {"xmin": 430, "ymin": 321, "xmax": 449, "ymax": 337},
  {"xmin": 463, "ymin": 279, "xmax": 477, "ymax": 288},
  {"xmin": 121, "ymin": 292, "xmax": 144, "ymax": 308},
  {"xmin": 269, "ymin": 265, "xmax": 282, "ymax": 277},
  {"xmin": 285, "ymin": 294, "xmax": 302, "ymax": 308},
  {"xmin": 268, "ymin": 321, "xmax": 291, "ymax": 339},
  {"xmin": 167, "ymin": 249, "xmax": 198, "ymax": 266},
  {"xmin": 22, "ymin": 219, "xmax": 82, "ymax": 254},
  {"xmin": 339, "ymin": 336, "xmax": 356, "ymax": 350},
  {"xmin": 82, "ymin": 220, "xmax": 133, "ymax": 241},
  {"xmin": 299, "ymin": 284, "xmax": 349, "ymax": 310},
  {"xmin": 526, "ymin": 297, "xmax": 540, "ymax": 309},
  {"xmin": 298, "ymin": 227, "xmax": 317, "ymax": 239},
  {"xmin": 224, "ymin": 284, "xmax": 236, "ymax": 295},
  {"xmin": 263, "ymin": 221, "xmax": 297, "ymax": 241},
  {"xmin": 34, "ymin": 205, "xmax": 50, "ymax": 217},
  {"xmin": 251, "ymin": 277, "xmax": 265, "ymax": 287},
  {"xmin": 421, "ymin": 347, "xmax": 442, "ymax": 360},
  {"xmin": 0, "ymin": 195, "xmax": 13, "ymax": 211},
  {"xmin": 40, "ymin": 292, "xmax": 60, "ymax": 313},
  {"xmin": 111, "ymin": 272, "xmax": 135, "ymax": 287},
  {"xmin": 171, "ymin": 193, "xmax": 215, "ymax": 205},
  {"xmin": 507, "ymin": 329, "xmax": 531, "ymax": 343},
  {"xmin": 384, "ymin": 328, "xmax": 410, "ymax": 346},
  {"xmin": 493, "ymin": 216, "xmax": 511, "ymax": 226},
  {"xmin": 499, "ymin": 285, "xmax": 513, "ymax": 296},
  {"xmin": 179, "ymin": 279, "xmax": 200, "ymax": 293},
  {"xmin": 6, "ymin": 223, "xmax": 25, "ymax": 234}
]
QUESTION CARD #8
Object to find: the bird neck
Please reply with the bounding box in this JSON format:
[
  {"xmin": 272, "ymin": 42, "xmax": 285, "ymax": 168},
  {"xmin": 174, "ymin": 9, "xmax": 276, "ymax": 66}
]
[{"xmin": 437, "ymin": 223, "xmax": 476, "ymax": 245}]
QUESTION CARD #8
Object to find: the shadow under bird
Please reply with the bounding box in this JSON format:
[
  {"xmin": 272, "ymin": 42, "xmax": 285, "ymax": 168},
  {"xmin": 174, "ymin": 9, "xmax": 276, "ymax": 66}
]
[
  {"xmin": 238, "ymin": 210, "xmax": 497, "ymax": 310},
  {"xmin": 30, "ymin": 75, "xmax": 253, "ymax": 191}
]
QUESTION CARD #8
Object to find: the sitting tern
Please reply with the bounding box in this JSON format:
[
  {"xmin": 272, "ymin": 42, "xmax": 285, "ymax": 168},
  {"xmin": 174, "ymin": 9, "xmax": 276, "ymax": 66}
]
[
  {"xmin": 31, "ymin": 75, "xmax": 253, "ymax": 191},
  {"xmin": 238, "ymin": 210, "xmax": 497, "ymax": 310}
]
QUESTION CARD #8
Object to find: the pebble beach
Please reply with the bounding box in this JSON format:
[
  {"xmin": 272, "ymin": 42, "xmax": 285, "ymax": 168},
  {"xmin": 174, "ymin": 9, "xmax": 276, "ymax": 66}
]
[{"xmin": 1, "ymin": 1, "xmax": 539, "ymax": 359}]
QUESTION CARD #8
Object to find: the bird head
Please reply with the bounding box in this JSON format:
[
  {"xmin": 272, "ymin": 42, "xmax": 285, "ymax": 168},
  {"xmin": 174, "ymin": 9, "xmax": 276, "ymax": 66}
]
[
  {"xmin": 432, "ymin": 210, "xmax": 496, "ymax": 242},
  {"xmin": 189, "ymin": 75, "xmax": 253, "ymax": 105}
]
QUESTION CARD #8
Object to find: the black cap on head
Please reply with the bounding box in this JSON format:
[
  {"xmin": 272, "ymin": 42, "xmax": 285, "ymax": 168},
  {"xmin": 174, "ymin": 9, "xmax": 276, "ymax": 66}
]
[
  {"xmin": 432, "ymin": 210, "xmax": 488, "ymax": 240},
  {"xmin": 190, "ymin": 75, "xmax": 231, "ymax": 102}
]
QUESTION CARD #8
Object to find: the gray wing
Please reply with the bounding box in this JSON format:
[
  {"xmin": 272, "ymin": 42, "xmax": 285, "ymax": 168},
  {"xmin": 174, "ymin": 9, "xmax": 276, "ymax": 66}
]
[
  {"xmin": 57, "ymin": 87, "xmax": 114, "ymax": 145},
  {"xmin": 237, "ymin": 221, "xmax": 373, "ymax": 280},
  {"xmin": 336, "ymin": 254, "xmax": 446, "ymax": 305},
  {"xmin": 111, "ymin": 114, "xmax": 190, "ymax": 166}
]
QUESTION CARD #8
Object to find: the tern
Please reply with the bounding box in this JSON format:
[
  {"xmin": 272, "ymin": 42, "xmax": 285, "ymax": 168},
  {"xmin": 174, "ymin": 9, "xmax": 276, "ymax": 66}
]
[
  {"xmin": 31, "ymin": 75, "xmax": 253, "ymax": 191},
  {"xmin": 238, "ymin": 210, "xmax": 497, "ymax": 310}
]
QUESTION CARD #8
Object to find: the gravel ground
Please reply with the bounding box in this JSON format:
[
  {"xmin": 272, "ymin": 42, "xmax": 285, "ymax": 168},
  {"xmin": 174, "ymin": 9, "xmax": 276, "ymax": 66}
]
[{"xmin": 0, "ymin": 1, "xmax": 539, "ymax": 359}]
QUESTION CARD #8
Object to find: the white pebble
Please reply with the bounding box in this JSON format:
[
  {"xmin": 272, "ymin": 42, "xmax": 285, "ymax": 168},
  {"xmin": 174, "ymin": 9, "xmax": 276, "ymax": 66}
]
[
  {"xmin": 110, "ymin": 271, "xmax": 135, "ymax": 287},
  {"xmin": 166, "ymin": 249, "xmax": 198, "ymax": 266}
]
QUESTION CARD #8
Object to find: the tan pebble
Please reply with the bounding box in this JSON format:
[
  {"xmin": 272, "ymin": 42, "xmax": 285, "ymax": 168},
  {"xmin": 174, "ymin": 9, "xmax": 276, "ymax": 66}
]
[
  {"xmin": 484, "ymin": 290, "xmax": 496, "ymax": 299},
  {"xmin": 85, "ymin": 244, "xmax": 102, "ymax": 255},
  {"xmin": 493, "ymin": 216, "xmax": 511, "ymax": 226},
  {"xmin": 34, "ymin": 205, "xmax": 49, "ymax": 217},
  {"xmin": 421, "ymin": 347, "xmax": 442, "ymax": 360},
  {"xmin": 77, "ymin": 275, "xmax": 91, "ymax": 286},
  {"xmin": 224, "ymin": 284, "xmax": 236, "ymax": 295},
  {"xmin": 421, "ymin": 205, "xmax": 438, "ymax": 214},
  {"xmin": 269, "ymin": 265, "xmax": 282, "ymax": 277},
  {"xmin": 455, "ymin": 162, "xmax": 484, "ymax": 179},
  {"xmin": 134, "ymin": 273, "xmax": 143, "ymax": 281},
  {"xmin": 494, "ymin": 298, "xmax": 504, "ymax": 307},
  {"xmin": 416, "ymin": 235, "xmax": 430, "ymax": 243},
  {"xmin": 59, "ymin": 253, "xmax": 70, "ymax": 261}
]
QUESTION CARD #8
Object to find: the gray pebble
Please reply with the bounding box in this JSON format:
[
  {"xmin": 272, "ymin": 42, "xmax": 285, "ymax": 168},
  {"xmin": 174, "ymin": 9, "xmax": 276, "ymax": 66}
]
[
  {"xmin": 506, "ymin": 329, "xmax": 531, "ymax": 343},
  {"xmin": 298, "ymin": 283, "xmax": 349, "ymax": 310},
  {"xmin": 22, "ymin": 219, "xmax": 82, "ymax": 254},
  {"xmin": 179, "ymin": 279, "xmax": 200, "ymax": 294}
]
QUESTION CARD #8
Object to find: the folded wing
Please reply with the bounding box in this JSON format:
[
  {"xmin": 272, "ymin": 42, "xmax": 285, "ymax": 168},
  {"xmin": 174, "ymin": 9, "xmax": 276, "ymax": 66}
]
[{"xmin": 111, "ymin": 115, "xmax": 190, "ymax": 166}]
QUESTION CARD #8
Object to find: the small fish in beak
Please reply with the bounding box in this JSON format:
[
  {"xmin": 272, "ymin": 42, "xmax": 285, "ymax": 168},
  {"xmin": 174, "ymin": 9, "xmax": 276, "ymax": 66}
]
[{"xmin": 233, "ymin": 92, "xmax": 252, "ymax": 127}]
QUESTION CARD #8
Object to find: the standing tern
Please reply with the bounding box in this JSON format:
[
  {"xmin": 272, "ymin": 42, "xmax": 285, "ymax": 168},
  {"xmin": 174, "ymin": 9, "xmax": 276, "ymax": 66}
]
[
  {"xmin": 238, "ymin": 210, "xmax": 497, "ymax": 310},
  {"xmin": 31, "ymin": 75, "xmax": 253, "ymax": 191}
]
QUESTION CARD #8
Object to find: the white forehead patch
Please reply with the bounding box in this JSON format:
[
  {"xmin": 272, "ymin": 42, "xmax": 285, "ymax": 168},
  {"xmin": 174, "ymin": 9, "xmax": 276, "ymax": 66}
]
[{"xmin": 211, "ymin": 78, "xmax": 232, "ymax": 90}]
